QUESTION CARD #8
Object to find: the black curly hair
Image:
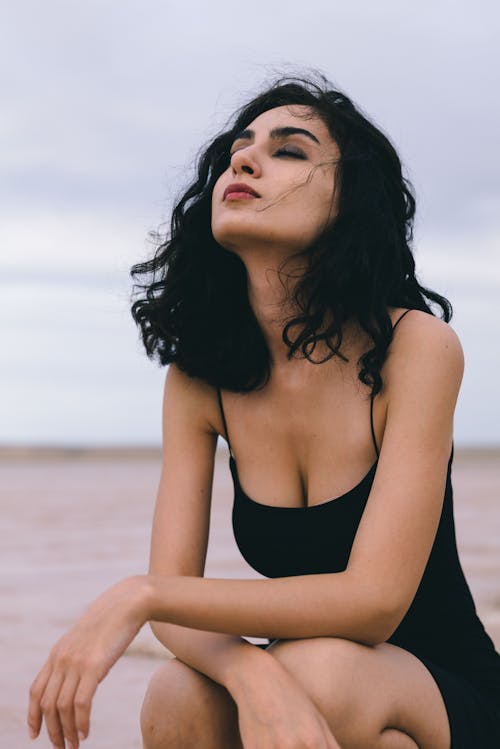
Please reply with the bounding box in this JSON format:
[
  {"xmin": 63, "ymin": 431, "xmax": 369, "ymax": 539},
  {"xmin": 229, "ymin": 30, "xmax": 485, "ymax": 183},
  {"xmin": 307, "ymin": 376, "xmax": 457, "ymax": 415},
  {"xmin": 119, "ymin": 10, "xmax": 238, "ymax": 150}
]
[{"xmin": 130, "ymin": 72, "xmax": 452, "ymax": 396}]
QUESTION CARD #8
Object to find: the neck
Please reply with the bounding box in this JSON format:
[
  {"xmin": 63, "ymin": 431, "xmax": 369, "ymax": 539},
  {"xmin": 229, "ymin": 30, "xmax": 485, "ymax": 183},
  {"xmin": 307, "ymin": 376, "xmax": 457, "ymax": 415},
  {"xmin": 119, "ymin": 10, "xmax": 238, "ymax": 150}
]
[
  {"xmin": 243, "ymin": 252, "xmax": 363, "ymax": 376},
  {"xmin": 244, "ymin": 252, "xmax": 304, "ymax": 367}
]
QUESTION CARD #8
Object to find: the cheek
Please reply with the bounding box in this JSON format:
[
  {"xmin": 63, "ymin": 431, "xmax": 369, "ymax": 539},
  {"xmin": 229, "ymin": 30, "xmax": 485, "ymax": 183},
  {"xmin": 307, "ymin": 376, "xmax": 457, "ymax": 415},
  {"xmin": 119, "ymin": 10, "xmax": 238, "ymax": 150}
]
[
  {"xmin": 314, "ymin": 177, "xmax": 337, "ymax": 221},
  {"xmin": 289, "ymin": 185, "xmax": 336, "ymax": 243},
  {"xmin": 212, "ymin": 167, "xmax": 230, "ymax": 203},
  {"xmin": 212, "ymin": 180, "xmax": 223, "ymax": 207},
  {"xmin": 211, "ymin": 183, "xmax": 226, "ymax": 226}
]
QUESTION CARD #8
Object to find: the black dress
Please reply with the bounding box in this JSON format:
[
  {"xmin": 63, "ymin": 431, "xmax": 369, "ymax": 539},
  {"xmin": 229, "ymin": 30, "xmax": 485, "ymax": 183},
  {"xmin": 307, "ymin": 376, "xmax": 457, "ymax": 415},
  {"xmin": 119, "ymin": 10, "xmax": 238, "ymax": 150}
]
[{"xmin": 215, "ymin": 311, "xmax": 500, "ymax": 749}]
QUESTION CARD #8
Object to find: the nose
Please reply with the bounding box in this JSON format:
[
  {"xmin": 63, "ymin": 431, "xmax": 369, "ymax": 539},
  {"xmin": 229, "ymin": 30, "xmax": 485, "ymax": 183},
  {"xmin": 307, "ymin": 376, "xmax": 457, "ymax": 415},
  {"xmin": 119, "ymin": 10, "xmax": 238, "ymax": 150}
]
[{"xmin": 230, "ymin": 145, "xmax": 262, "ymax": 177}]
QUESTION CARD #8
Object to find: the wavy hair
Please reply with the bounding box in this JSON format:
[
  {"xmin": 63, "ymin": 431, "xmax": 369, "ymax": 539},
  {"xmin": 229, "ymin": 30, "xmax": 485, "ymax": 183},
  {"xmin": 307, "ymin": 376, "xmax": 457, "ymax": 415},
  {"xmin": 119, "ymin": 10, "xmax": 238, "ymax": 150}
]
[{"xmin": 130, "ymin": 72, "xmax": 452, "ymax": 395}]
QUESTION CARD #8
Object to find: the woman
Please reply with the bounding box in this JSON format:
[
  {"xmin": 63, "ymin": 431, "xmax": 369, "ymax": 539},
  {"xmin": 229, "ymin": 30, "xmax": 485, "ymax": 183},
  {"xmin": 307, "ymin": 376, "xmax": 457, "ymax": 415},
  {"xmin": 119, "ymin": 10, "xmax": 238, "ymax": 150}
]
[{"xmin": 28, "ymin": 74, "xmax": 500, "ymax": 749}]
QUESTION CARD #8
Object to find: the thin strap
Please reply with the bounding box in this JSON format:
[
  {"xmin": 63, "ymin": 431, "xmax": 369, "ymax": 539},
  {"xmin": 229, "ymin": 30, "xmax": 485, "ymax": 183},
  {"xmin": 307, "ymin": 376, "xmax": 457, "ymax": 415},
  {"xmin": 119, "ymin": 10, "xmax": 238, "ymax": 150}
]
[
  {"xmin": 370, "ymin": 309, "xmax": 412, "ymax": 459},
  {"xmin": 370, "ymin": 392, "xmax": 379, "ymax": 459},
  {"xmin": 216, "ymin": 387, "xmax": 234, "ymax": 457},
  {"xmin": 392, "ymin": 308, "xmax": 412, "ymax": 330}
]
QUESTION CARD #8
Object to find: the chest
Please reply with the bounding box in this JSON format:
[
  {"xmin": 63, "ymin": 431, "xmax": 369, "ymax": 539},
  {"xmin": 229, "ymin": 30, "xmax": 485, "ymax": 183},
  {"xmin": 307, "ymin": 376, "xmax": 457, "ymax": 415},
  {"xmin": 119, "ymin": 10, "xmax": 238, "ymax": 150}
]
[
  {"xmin": 220, "ymin": 363, "xmax": 387, "ymax": 509},
  {"xmin": 230, "ymin": 453, "xmax": 375, "ymax": 576}
]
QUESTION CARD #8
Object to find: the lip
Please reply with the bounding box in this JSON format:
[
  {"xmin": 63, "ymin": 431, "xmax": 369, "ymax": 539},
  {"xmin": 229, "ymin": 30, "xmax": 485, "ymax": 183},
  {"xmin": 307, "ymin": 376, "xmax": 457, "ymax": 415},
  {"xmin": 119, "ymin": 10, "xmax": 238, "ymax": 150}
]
[{"xmin": 223, "ymin": 183, "xmax": 260, "ymax": 200}]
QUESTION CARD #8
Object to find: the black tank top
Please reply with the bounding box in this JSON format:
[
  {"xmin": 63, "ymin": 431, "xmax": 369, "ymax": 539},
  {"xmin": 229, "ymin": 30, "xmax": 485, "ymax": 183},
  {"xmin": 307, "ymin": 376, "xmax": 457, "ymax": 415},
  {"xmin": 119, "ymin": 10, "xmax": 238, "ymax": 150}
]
[{"xmin": 216, "ymin": 310, "xmax": 500, "ymax": 708}]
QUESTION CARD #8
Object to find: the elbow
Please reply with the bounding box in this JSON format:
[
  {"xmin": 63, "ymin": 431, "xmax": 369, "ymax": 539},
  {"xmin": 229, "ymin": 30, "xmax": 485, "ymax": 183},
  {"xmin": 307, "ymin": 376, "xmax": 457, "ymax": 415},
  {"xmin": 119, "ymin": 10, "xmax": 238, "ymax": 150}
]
[
  {"xmin": 363, "ymin": 592, "xmax": 404, "ymax": 646},
  {"xmin": 361, "ymin": 616, "xmax": 394, "ymax": 647},
  {"xmin": 370, "ymin": 598, "xmax": 408, "ymax": 645},
  {"xmin": 368, "ymin": 621, "xmax": 397, "ymax": 646},
  {"xmin": 340, "ymin": 570, "xmax": 405, "ymax": 646},
  {"xmin": 343, "ymin": 608, "xmax": 395, "ymax": 647},
  {"xmin": 366, "ymin": 573, "xmax": 411, "ymax": 644}
]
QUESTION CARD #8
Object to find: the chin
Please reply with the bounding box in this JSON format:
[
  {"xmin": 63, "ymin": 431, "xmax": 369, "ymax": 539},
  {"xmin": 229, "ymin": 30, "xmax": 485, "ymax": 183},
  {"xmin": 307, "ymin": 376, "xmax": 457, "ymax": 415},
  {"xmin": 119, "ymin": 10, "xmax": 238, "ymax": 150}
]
[
  {"xmin": 212, "ymin": 215, "xmax": 317, "ymax": 256},
  {"xmin": 212, "ymin": 217, "xmax": 263, "ymax": 249}
]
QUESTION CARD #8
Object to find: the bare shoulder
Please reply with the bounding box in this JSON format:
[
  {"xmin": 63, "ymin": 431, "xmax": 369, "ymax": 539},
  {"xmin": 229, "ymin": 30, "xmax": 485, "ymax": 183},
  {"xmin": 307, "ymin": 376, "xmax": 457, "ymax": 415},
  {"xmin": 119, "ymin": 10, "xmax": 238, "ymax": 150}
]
[
  {"xmin": 163, "ymin": 363, "xmax": 221, "ymax": 438},
  {"xmin": 384, "ymin": 308, "xmax": 464, "ymax": 394}
]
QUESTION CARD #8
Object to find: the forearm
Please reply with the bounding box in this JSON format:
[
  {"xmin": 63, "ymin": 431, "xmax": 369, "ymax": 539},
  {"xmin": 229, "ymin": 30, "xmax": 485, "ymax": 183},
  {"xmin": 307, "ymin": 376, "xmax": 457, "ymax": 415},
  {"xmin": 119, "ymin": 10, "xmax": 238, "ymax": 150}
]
[
  {"xmin": 143, "ymin": 571, "xmax": 392, "ymax": 646},
  {"xmin": 150, "ymin": 620, "xmax": 273, "ymax": 690}
]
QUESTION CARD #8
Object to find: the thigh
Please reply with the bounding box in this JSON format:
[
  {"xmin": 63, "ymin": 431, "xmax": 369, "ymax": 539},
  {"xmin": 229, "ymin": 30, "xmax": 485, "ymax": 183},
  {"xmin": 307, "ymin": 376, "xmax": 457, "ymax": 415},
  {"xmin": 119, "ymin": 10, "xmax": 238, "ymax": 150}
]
[{"xmin": 266, "ymin": 637, "xmax": 451, "ymax": 749}]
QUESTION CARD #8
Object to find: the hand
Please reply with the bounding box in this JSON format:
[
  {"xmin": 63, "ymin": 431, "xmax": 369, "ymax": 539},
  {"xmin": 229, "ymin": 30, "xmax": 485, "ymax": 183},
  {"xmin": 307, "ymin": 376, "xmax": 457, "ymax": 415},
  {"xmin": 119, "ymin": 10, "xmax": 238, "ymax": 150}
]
[
  {"xmin": 27, "ymin": 575, "xmax": 148, "ymax": 749},
  {"xmin": 228, "ymin": 655, "xmax": 341, "ymax": 749}
]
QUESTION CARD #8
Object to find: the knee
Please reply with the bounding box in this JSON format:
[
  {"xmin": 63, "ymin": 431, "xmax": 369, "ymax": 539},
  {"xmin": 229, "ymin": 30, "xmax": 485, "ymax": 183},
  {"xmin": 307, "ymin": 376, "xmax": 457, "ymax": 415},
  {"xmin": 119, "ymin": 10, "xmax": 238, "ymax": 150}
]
[
  {"xmin": 140, "ymin": 657, "xmax": 200, "ymax": 749},
  {"xmin": 268, "ymin": 635, "xmax": 374, "ymax": 680},
  {"xmin": 267, "ymin": 637, "xmax": 381, "ymax": 745},
  {"xmin": 140, "ymin": 656, "xmax": 242, "ymax": 749}
]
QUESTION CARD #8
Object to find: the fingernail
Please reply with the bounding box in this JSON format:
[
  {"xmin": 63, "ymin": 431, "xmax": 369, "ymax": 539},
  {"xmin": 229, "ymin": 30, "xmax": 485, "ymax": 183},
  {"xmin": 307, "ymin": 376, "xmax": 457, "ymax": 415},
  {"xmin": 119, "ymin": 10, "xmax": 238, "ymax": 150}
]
[
  {"xmin": 78, "ymin": 730, "xmax": 86, "ymax": 740},
  {"xmin": 28, "ymin": 727, "xmax": 36, "ymax": 739}
]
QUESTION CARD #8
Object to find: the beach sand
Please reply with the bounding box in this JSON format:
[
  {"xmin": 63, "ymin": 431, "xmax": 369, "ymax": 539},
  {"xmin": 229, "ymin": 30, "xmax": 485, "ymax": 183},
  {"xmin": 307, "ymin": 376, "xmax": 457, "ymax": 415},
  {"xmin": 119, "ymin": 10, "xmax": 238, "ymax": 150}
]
[{"xmin": 1, "ymin": 446, "xmax": 499, "ymax": 748}]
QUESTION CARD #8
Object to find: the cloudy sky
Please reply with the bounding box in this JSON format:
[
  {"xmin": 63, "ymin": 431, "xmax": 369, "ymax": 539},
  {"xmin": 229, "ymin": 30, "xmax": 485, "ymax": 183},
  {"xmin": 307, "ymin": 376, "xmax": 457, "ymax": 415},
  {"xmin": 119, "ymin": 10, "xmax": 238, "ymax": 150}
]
[{"xmin": 1, "ymin": 0, "xmax": 499, "ymax": 446}]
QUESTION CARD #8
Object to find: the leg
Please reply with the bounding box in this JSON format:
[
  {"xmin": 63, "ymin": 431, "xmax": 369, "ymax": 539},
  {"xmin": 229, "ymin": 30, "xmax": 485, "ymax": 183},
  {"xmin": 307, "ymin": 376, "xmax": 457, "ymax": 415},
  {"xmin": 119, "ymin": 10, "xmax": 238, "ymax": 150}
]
[
  {"xmin": 140, "ymin": 656, "xmax": 243, "ymax": 749},
  {"xmin": 378, "ymin": 728, "xmax": 421, "ymax": 748},
  {"xmin": 140, "ymin": 638, "xmax": 451, "ymax": 749},
  {"xmin": 266, "ymin": 637, "xmax": 451, "ymax": 749}
]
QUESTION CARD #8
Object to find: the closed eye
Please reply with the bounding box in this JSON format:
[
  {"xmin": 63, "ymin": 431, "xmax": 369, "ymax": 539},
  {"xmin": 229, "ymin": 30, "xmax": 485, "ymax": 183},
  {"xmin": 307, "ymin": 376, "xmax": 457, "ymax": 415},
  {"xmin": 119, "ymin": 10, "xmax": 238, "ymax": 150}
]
[
  {"xmin": 229, "ymin": 145, "xmax": 307, "ymax": 160},
  {"xmin": 275, "ymin": 147, "xmax": 307, "ymax": 159}
]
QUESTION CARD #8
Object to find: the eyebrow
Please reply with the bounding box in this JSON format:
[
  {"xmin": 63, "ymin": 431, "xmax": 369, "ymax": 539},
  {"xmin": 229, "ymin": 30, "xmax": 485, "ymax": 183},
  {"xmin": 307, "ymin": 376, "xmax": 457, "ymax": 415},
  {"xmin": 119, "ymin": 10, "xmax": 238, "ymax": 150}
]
[{"xmin": 231, "ymin": 125, "xmax": 321, "ymax": 146}]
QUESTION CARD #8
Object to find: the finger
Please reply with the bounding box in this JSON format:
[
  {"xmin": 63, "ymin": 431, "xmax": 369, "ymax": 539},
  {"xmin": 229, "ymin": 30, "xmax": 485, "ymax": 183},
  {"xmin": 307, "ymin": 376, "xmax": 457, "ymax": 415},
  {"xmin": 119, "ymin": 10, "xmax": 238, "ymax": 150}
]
[
  {"xmin": 56, "ymin": 670, "xmax": 81, "ymax": 749},
  {"xmin": 39, "ymin": 668, "xmax": 66, "ymax": 749},
  {"xmin": 27, "ymin": 660, "xmax": 52, "ymax": 739},
  {"xmin": 74, "ymin": 670, "xmax": 99, "ymax": 741}
]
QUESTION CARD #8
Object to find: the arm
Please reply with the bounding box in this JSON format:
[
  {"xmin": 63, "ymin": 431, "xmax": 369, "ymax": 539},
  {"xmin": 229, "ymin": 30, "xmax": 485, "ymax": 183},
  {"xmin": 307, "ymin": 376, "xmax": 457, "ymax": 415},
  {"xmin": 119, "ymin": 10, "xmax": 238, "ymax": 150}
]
[
  {"xmin": 139, "ymin": 312, "xmax": 464, "ymax": 647},
  {"xmin": 148, "ymin": 364, "xmax": 340, "ymax": 749},
  {"xmin": 27, "ymin": 312, "xmax": 463, "ymax": 749},
  {"xmin": 148, "ymin": 363, "xmax": 273, "ymax": 688},
  {"xmin": 146, "ymin": 571, "xmax": 386, "ymax": 644},
  {"xmin": 26, "ymin": 363, "xmax": 275, "ymax": 749}
]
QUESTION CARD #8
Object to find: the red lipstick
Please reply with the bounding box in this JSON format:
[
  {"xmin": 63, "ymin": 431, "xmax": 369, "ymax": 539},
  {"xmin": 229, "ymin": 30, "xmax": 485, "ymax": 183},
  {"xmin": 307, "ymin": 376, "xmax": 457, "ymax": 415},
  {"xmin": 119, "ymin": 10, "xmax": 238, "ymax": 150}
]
[{"xmin": 223, "ymin": 183, "xmax": 260, "ymax": 200}]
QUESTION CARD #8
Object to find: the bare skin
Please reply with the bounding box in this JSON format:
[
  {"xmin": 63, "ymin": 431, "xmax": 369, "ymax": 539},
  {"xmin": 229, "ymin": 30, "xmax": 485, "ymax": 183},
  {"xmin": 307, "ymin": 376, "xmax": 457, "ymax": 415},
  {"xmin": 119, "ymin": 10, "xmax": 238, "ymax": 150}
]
[
  {"xmin": 28, "ymin": 104, "xmax": 461, "ymax": 749},
  {"xmin": 140, "ymin": 307, "xmax": 452, "ymax": 749},
  {"xmin": 140, "ymin": 105, "xmax": 455, "ymax": 749},
  {"xmin": 141, "ymin": 636, "xmax": 450, "ymax": 748}
]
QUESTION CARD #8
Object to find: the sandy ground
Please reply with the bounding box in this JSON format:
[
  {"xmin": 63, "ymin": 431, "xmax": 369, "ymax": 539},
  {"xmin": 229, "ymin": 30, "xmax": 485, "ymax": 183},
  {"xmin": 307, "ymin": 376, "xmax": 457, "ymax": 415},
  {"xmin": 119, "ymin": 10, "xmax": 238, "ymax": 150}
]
[{"xmin": 1, "ymin": 446, "xmax": 499, "ymax": 748}]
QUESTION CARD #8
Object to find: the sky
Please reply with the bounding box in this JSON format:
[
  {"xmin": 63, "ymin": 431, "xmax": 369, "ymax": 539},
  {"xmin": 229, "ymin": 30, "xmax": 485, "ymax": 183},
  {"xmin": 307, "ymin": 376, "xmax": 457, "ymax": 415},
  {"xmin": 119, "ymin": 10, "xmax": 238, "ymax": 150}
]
[{"xmin": 1, "ymin": 0, "xmax": 499, "ymax": 446}]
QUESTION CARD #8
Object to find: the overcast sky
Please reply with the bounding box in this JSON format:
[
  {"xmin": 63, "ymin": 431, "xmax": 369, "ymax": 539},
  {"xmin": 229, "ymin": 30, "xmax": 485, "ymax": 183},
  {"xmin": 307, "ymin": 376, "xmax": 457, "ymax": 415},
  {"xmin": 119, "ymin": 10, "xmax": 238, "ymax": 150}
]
[{"xmin": 1, "ymin": 0, "xmax": 499, "ymax": 446}]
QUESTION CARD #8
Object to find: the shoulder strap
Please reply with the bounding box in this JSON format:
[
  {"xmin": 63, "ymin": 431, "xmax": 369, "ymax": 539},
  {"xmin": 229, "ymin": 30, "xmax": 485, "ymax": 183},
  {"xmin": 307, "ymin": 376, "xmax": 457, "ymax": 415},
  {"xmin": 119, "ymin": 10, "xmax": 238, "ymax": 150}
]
[
  {"xmin": 370, "ymin": 393, "xmax": 380, "ymax": 459},
  {"xmin": 369, "ymin": 309, "xmax": 412, "ymax": 459},
  {"xmin": 392, "ymin": 308, "xmax": 411, "ymax": 330},
  {"xmin": 216, "ymin": 387, "xmax": 234, "ymax": 457}
]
